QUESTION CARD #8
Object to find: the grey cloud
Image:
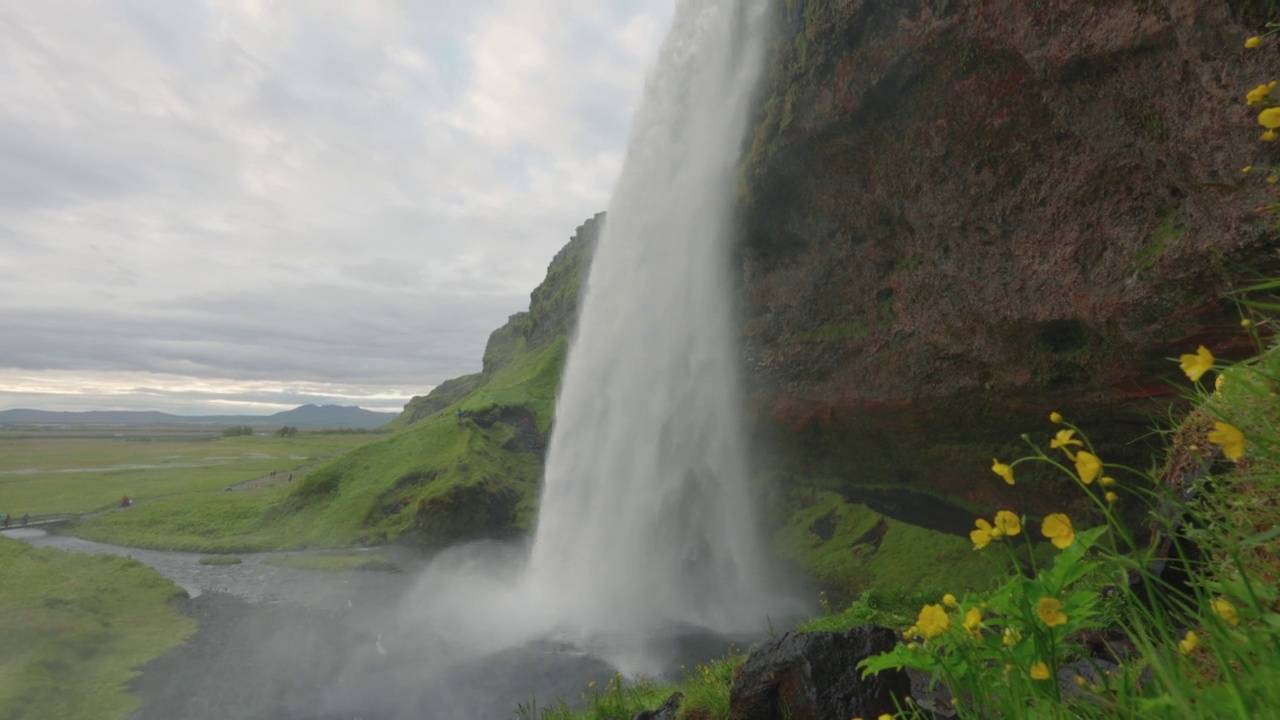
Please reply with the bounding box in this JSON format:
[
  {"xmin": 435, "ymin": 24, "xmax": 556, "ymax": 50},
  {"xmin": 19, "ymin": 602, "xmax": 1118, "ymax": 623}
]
[{"xmin": 0, "ymin": 0, "xmax": 671, "ymax": 413}]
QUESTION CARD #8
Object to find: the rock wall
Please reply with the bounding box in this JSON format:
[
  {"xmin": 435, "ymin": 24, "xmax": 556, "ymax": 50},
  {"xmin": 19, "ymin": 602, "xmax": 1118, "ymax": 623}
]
[{"xmin": 740, "ymin": 0, "xmax": 1280, "ymax": 520}]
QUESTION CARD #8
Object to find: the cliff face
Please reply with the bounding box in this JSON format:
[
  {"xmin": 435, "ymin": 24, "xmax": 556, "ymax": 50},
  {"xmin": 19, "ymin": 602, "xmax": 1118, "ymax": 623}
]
[
  {"xmin": 740, "ymin": 0, "xmax": 1280, "ymax": 521},
  {"xmin": 395, "ymin": 213, "xmax": 603, "ymax": 427}
]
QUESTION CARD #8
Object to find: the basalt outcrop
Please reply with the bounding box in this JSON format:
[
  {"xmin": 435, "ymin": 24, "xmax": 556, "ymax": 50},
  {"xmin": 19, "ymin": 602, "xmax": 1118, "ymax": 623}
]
[{"xmin": 739, "ymin": 0, "xmax": 1280, "ymax": 527}]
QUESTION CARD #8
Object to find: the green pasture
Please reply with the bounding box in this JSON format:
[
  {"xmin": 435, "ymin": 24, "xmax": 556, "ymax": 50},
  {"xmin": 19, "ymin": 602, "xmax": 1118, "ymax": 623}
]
[{"xmin": 0, "ymin": 432, "xmax": 378, "ymax": 517}]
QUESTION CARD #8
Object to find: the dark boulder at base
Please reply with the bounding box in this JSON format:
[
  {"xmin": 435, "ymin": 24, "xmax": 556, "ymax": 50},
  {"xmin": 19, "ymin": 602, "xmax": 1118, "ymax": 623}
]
[
  {"xmin": 632, "ymin": 691, "xmax": 684, "ymax": 720},
  {"xmin": 728, "ymin": 625, "xmax": 908, "ymax": 720}
]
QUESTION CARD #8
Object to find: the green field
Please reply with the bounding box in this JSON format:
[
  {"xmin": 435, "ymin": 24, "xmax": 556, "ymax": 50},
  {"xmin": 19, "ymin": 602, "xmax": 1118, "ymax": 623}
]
[
  {"xmin": 0, "ymin": 536, "xmax": 196, "ymax": 720},
  {"xmin": 0, "ymin": 429, "xmax": 381, "ymax": 517}
]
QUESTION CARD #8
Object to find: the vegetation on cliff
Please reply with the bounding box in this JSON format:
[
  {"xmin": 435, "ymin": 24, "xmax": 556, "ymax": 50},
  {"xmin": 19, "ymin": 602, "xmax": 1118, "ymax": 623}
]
[
  {"xmin": 737, "ymin": 0, "xmax": 1280, "ymax": 537},
  {"xmin": 246, "ymin": 214, "xmax": 604, "ymax": 548},
  {"xmin": 518, "ymin": 21, "xmax": 1280, "ymax": 717},
  {"xmin": 520, "ymin": 290, "xmax": 1280, "ymax": 720}
]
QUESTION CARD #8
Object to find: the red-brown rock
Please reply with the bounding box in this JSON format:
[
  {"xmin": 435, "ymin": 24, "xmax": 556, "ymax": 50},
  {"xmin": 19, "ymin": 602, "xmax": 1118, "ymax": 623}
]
[{"xmin": 740, "ymin": 0, "xmax": 1280, "ymax": 521}]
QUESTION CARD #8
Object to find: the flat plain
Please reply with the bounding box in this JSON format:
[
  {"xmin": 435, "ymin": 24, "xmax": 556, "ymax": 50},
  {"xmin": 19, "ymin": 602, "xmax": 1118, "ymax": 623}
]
[{"xmin": 0, "ymin": 426, "xmax": 381, "ymax": 518}]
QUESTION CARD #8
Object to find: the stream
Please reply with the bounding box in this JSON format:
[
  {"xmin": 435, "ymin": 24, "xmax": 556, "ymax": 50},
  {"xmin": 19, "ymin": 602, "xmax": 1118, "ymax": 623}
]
[{"xmin": 6, "ymin": 529, "xmax": 742, "ymax": 720}]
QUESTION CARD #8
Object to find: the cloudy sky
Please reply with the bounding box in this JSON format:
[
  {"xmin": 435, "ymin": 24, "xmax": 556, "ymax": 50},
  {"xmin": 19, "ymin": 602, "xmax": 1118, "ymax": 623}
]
[{"xmin": 0, "ymin": 0, "xmax": 674, "ymax": 414}]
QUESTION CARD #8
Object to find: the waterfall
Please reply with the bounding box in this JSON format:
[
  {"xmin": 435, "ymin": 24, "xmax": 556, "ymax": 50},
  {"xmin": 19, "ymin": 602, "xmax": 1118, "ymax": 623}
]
[{"xmin": 526, "ymin": 0, "xmax": 781, "ymax": 650}]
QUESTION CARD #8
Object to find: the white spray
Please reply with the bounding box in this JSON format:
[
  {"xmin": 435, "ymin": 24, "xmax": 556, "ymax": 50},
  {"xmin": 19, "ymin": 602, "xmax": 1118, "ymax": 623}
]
[{"xmin": 526, "ymin": 0, "xmax": 782, "ymax": 655}]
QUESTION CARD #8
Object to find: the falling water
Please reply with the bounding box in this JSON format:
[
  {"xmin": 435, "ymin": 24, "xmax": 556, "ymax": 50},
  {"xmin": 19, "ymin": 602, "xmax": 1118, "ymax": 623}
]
[{"xmin": 526, "ymin": 0, "xmax": 783, "ymax": 654}]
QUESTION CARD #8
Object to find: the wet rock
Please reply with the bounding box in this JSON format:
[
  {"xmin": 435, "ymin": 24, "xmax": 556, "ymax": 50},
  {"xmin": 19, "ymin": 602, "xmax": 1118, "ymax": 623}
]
[
  {"xmin": 1058, "ymin": 658, "xmax": 1121, "ymax": 705},
  {"xmin": 728, "ymin": 625, "xmax": 908, "ymax": 720},
  {"xmin": 740, "ymin": 0, "xmax": 1280, "ymax": 540},
  {"xmin": 908, "ymin": 667, "xmax": 957, "ymax": 719},
  {"xmin": 632, "ymin": 691, "xmax": 684, "ymax": 720}
]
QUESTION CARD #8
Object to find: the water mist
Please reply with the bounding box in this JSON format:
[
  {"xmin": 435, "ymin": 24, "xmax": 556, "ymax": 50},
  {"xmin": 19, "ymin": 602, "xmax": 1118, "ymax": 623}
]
[{"xmin": 526, "ymin": 0, "xmax": 787, "ymax": 657}]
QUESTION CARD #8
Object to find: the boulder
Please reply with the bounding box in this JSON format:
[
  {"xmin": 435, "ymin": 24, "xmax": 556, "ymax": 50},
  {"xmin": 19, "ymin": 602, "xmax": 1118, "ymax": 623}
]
[
  {"xmin": 632, "ymin": 691, "xmax": 684, "ymax": 720},
  {"xmin": 728, "ymin": 625, "xmax": 909, "ymax": 720}
]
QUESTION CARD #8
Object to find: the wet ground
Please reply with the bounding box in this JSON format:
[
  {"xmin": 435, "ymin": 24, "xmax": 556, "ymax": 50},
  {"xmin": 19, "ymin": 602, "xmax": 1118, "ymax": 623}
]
[{"xmin": 5, "ymin": 529, "xmax": 745, "ymax": 720}]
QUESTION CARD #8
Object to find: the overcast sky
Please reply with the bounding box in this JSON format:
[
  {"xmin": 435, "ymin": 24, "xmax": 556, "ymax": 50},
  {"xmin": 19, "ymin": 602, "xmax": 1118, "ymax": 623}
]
[{"xmin": 0, "ymin": 0, "xmax": 673, "ymax": 414}]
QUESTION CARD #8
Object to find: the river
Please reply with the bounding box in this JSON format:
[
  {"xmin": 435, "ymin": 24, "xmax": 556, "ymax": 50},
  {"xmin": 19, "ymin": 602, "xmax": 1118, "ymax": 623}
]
[{"xmin": 5, "ymin": 528, "xmax": 742, "ymax": 720}]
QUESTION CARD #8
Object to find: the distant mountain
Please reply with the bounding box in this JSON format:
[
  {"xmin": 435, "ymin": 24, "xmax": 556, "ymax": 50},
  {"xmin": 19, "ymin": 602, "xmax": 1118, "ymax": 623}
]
[{"xmin": 0, "ymin": 404, "xmax": 396, "ymax": 430}]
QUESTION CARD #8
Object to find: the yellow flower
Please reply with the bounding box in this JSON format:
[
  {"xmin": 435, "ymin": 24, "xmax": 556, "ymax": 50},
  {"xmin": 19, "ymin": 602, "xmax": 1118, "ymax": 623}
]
[
  {"xmin": 991, "ymin": 458, "xmax": 1015, "ymax": 485},
  {"xmin": 1050, "ymin": 429, "xmax": 1084, "ymax": 455},
  {"xmin": 1207, "ymin": 421, "xmax": 1245, "ymax": 461},
  {"xmin": 1244, "ymin": 165, "xmax": 1254, "ymax": 174},
  {"xmin": 916, "ymin": 603, "xmax": 950, "ymax": 639},
  {"xmin": 1100, "ymin": 476, "xmax": 1116, "ymax": 487},
  {"xmin": 1247, "ymin": 35, "xmax": 1263, "ymax": 48},
  {"xmin": 1178, "ymin": 630, "xmax": 1200, "ymax": 655},
  {"xmin": 1260, "ymin": 107, "xmax": 1280, "ymax": 129},
  {"xmin": 1247, "ymin": 83, "xmax": 1274, "ymax": 105},
  {"xmin": 1030, "ymin": 662, "xmax": 1051, "ymax": 680},
  {"xmin": 1242, "ymin": 318, "xmax": 1254, "ymax": 329},
  {"xmin": 1264, "ymin": 130, "xmax": 1279, "ymax": 142},
  {"xmin": 879, "ymin": 715, "xmax": 894, "ymax": 720},
  {"xmin": 1075, "ymin": 451, "xmax": 1102, "ymax": 485},
  {"xmin": 1049, "ymin": 411, "xmax": 1063, "ymax": 424},
  {"xmin": 1003, "ymin": 627, "xmax": 1022, "ymax": 646},
  {"xmin": 1105, "ymin": 491, "xmax": 1119, "ymax": 503},
  {"xmin": 1041, "ymin": 513, "xmax": 1075, "ymax": 549},
  {"xmin": 1037, "ymin": 597, "xmax": 1068, "ymax": 627},
  {"xmin": 971, "ymin": 518, "xmax": 995, "ymax": 549},
  {"xmin": 963, "ymin": 607, "xmax": 983, "ymax": 639},
  {"xmin": 1270, "ymin": 173, "xmax": 1280, "ymax": 183},
  {"xmin": 1212, "ymin": 597, "xmax": 1240, "ymax": 626},
  {"xmin": 1179, "ymin": 345, "xmax": 1214, "ymax": 382},
  {"xmin": 943, "ymin": 593, "xmax": 958, "ymax": 608},
  {"xmin": 994, "ymin": 510, "xmax": 1022, "ymax": 537}
]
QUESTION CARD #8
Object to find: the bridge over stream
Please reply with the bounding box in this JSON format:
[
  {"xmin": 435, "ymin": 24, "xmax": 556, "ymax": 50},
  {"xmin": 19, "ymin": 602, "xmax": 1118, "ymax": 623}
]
[{"xmin": 1, "ymin": 513, "xmax": 75, "ymax": 530}]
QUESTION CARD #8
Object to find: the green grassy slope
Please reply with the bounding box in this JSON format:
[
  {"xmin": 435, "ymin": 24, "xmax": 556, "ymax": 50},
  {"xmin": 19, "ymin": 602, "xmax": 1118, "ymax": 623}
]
[
  {"xmin": 276, "ymin": 339, "xmax": 566, "ymax": 547},
  {"xmin": 775, "ymin": 490, "xmax": 1011, "ymax": 601},
  {"xmin": 0, "ymin": 536, "xmax": 195, "ymax": 720}
]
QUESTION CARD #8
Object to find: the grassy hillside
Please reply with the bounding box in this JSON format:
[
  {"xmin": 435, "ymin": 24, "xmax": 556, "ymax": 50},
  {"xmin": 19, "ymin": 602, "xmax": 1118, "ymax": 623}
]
[
  {"xmin": 276, "ymin": 338, "xmax": 566, "ymax": 547},
  {"xmin": 251, "ymin": 215, "xmax": 607, "ymax": 548}
]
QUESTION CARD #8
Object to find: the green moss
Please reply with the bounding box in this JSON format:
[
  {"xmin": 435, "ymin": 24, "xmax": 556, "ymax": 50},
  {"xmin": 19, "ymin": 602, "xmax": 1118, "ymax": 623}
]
[
  {"xmin": 0, "ymin": 536, "xmax": 196, "ymax": 720},
  {"xmin": 1134, "ymin": 211, "xmax": 1187, "ymax": 276},
  {"xmin": 775, "ymin": 492, "xmax": 1009, "ymax": 600},
  {"xmin": 1119, "ymin": 96, "xmax": 1170, "ymax": 142},
  {"xmin": 740, "ymin": 0, "xmax": 837, "ymax": 202}
]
